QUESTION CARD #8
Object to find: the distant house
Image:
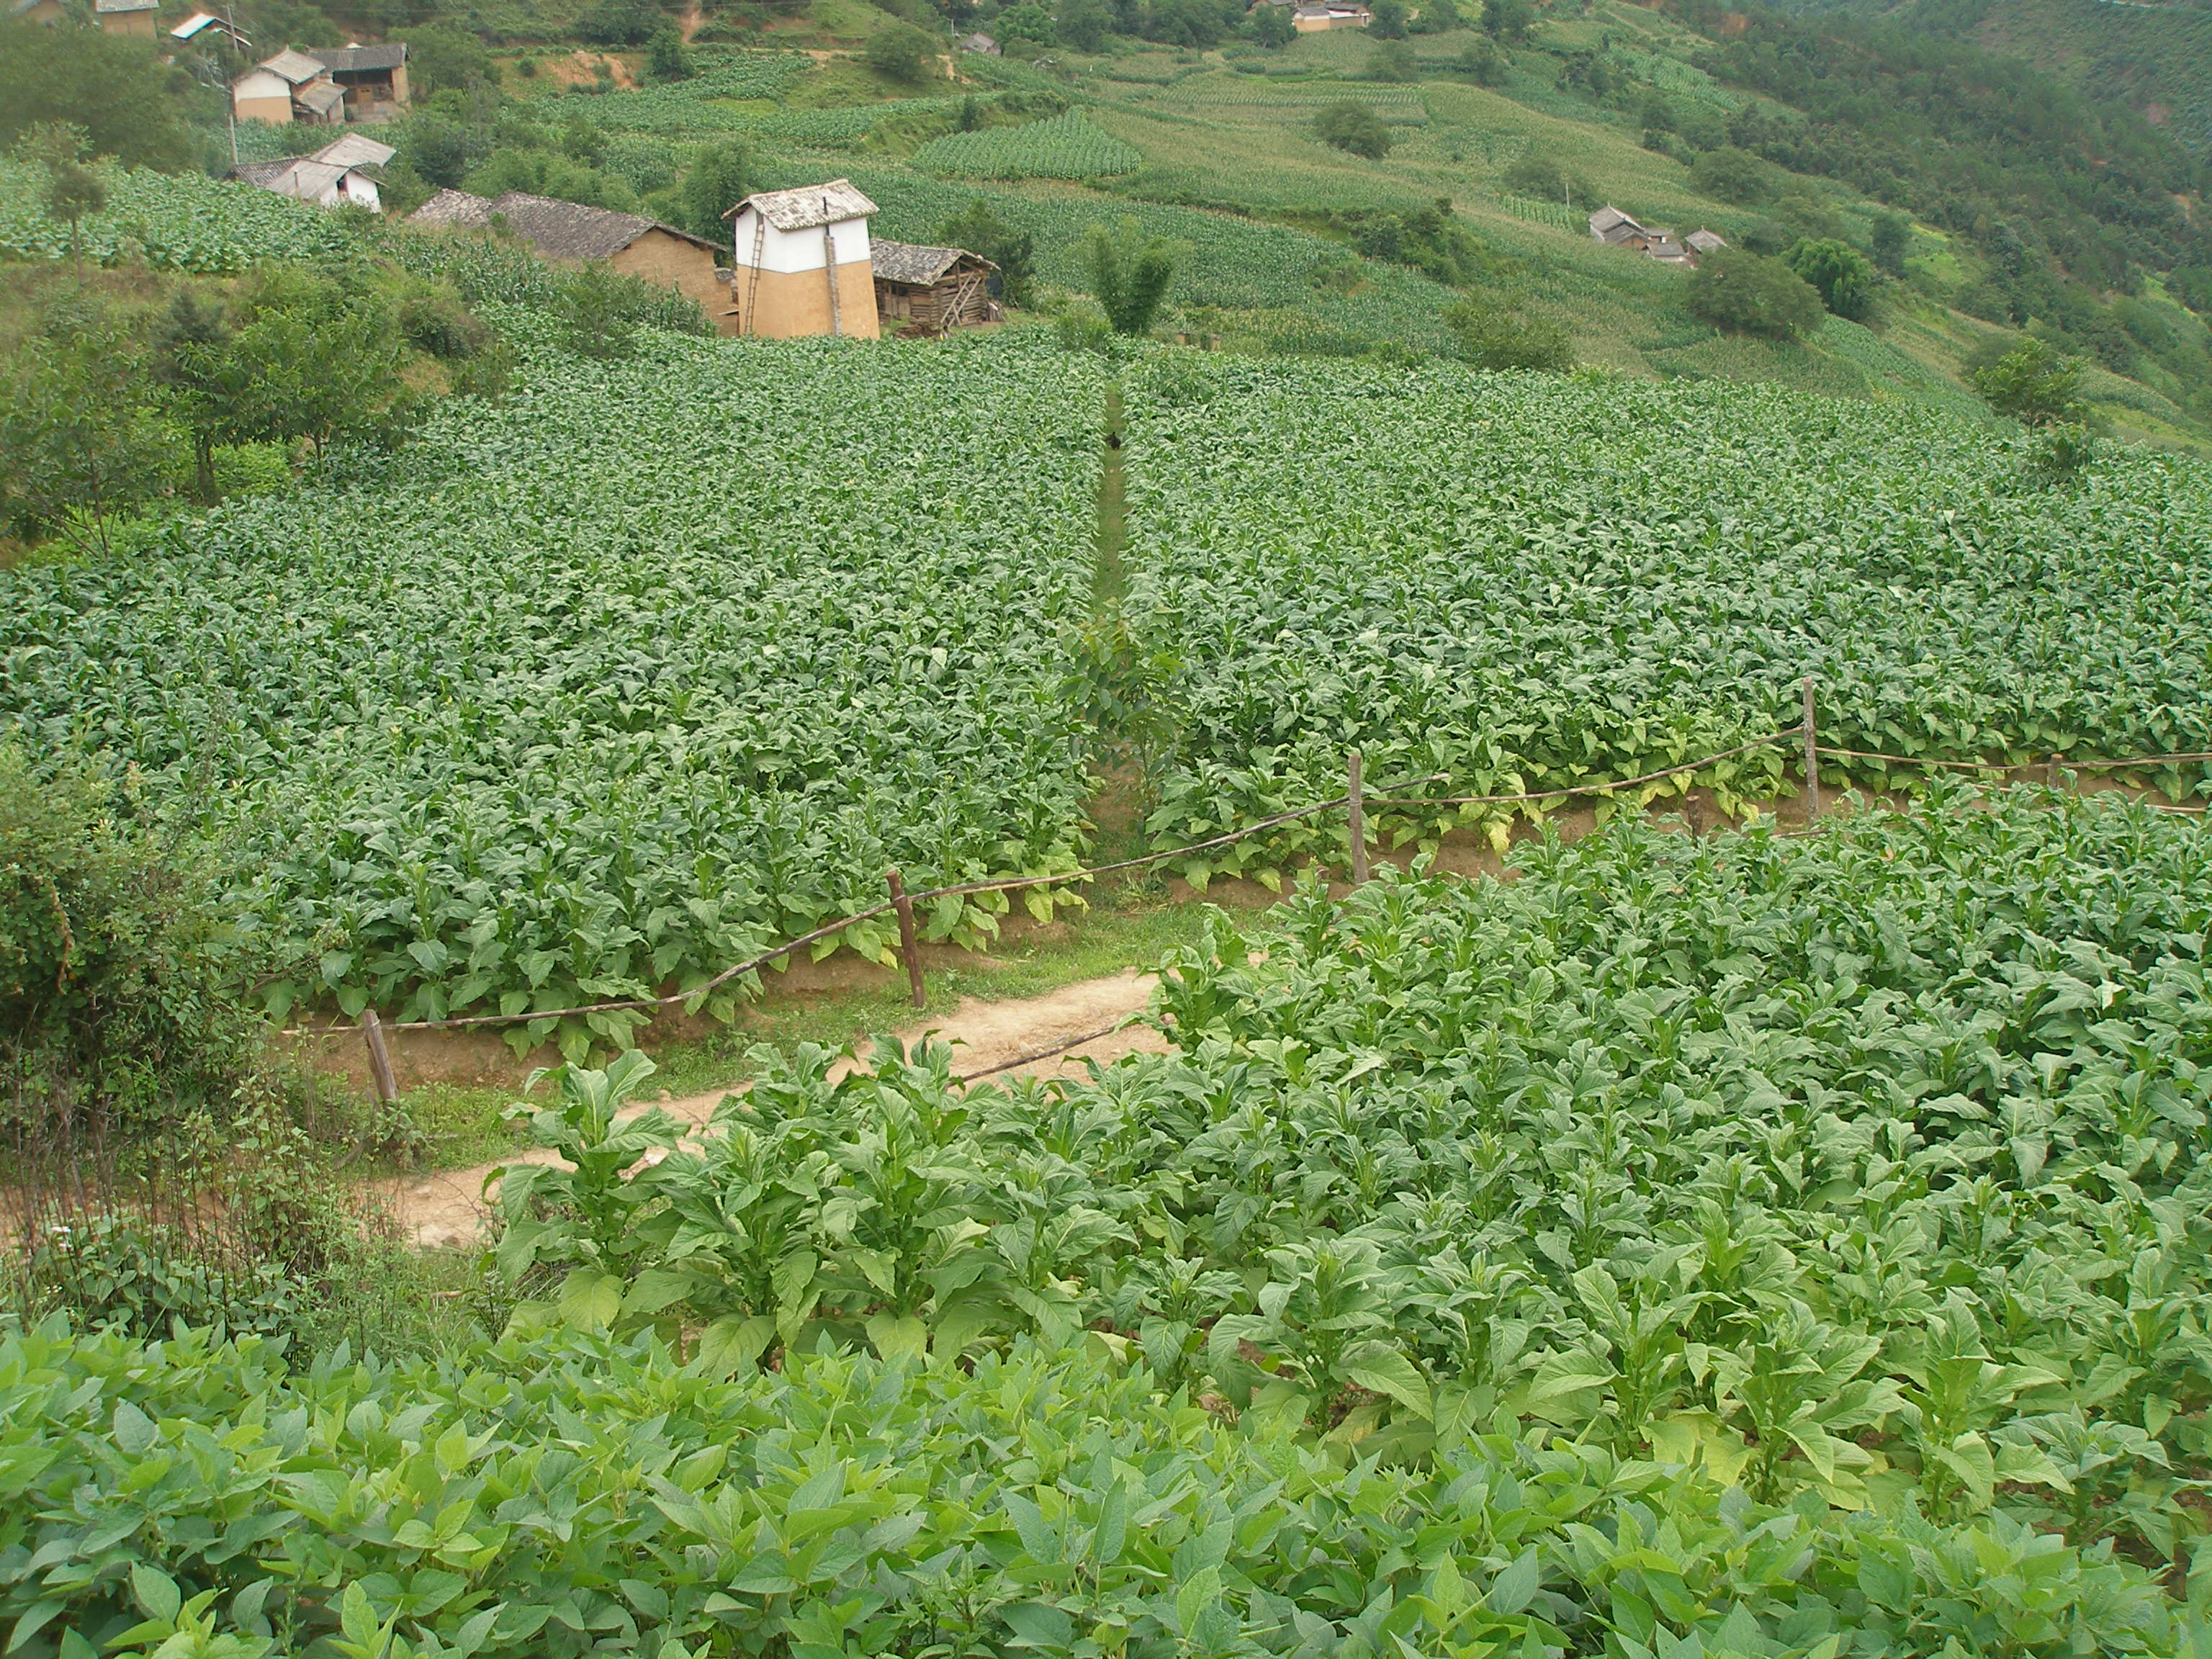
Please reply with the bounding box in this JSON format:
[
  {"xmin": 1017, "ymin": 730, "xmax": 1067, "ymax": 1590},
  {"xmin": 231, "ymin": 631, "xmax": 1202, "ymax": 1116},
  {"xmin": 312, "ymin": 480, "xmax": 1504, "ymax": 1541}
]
[
  {"xmin": 1646, "ymin": 235, "xmax": 1692, "ymax": 264},
  {"xmin": 230, "ymin": 133, "xmax": 393, "ymax": 209},
  {"xmin": 724, "ymin": 179, "xmax": 881, "ymax": 341},
  {"xmin": 233, "ymin": 48, "xmax": 345, "ymax": 124},
  {"xmin": 956, "ymin": 31, "xmax": 999, "ymax": 53},
  {"xmin": 94, "ymin": 0, "xmax": 158, "ymax": 36},
  {"xmin": 1587, "ymin": 205, "xmax": 1650, "ymax": 248},
  {"xmin": 410, "ymin": 189, "xmax": 736, "ymax": 334},
  {"xmin": 170, "ymin": 9, "xmax": 250, "ymax": 48},
  {"xmin": 305, "ymin": 43, "xmax": 410, "ymax": 120},
  {"xmin": 1290, "ymin": 2, "xmax": 1371, "ymax": 26},
  {"xmin": 871, "ymin": 240, "xmax": 1002, "ymax": 336},
  {"xmin": 1685, "ymin": 228, "xmax": 1727, "ymax": 256}
]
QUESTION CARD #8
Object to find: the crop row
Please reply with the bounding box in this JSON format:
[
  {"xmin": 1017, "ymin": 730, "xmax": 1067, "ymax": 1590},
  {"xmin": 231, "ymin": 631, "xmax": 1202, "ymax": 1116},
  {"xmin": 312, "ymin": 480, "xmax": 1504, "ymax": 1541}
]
[
  {"xmin": 0, "ymin": 333, "xmax": 1106, "ymax": 1048},
  {"xmin": 8, "ymin": 788, "xmax": 2203, "ymax": 1656},
  {"xmin": 577, "ymin": 50, "xmax": 812, "ymax": 135},
  {"xmin": 1117, "ymin": 356, "xmax": 2212, "ymax": 878},
  {"xmin": 911, "ymin": 112, "xmax": 1143, "ymax": 181},
  {"xmin": 0, "ymin": 162, "xmax": 349, "ymax": 274}
]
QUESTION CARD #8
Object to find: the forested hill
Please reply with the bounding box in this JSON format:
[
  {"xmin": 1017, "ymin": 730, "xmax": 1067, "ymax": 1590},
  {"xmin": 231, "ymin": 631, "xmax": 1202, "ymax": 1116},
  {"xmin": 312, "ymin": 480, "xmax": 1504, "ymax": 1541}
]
[
  {"xmin": 1762, "ymin": 0, "xmax": 2212, "ymax": 152},
  {"xmin": 1678, "ymin": 0, "xmax": 2212, "ymax": 336}
]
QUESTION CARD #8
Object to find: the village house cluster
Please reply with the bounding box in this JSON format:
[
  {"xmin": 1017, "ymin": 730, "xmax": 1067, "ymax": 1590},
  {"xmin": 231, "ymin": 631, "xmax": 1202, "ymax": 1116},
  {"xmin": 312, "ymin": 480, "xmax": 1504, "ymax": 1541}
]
[
  {"xmin": 389, "ymin": 179, "xmax": 1002, "ymax": 341},
  {"xmin": 1588, "ymin": 204, "xmax": 1725, "ymax": 266}
]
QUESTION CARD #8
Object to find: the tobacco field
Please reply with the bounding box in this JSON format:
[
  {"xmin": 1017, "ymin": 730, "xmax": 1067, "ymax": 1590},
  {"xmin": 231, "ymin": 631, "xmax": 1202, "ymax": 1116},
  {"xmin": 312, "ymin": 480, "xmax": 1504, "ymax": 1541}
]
[
  {"xmin": 0, "ymin": 333, "xmax": 1105, "ymax": 1049},
  {"xmin": 9, "ymin": 788, "xmax": 2210, "ymax": 1655},
  {"xmin": 0, "ymin": 162, "xmax": 350, "ymax": 273},
  {"xmin": 911, "ymin": 113, "xmax": 1144, "ymax": 181},
  {"xmin": 1117, "ymin": 357, "xmax": 2212, "ymax": 878}
]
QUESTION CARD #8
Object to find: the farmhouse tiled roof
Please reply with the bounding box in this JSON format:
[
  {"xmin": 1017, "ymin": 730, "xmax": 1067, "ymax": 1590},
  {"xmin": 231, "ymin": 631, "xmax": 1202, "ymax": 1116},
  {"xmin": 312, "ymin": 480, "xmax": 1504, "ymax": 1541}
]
[
  {"xmin": 1686, "ymin": 228, "xmax": 1727, "ymax": 253},
  {"xmin": 1587, "ymin": 204, "xmax": 1640, "ymax": 236},
  {"xmin": 724, "ymin": 178, "xmax": 877, "ymax": 231},
  {"xmin": 411, "ymin": 190, "xmax": 719, "ymax": 259},
  {"xmin": 307, "ymin": 42, "xmax": 408, "ymax": 71},
  {"xmin": 95, "ymin": 0, "xmax": 160, "ymax": 14},
  {"xmin": 258, "ymin": 48, "xmax": 330, "ymax": 83},
  {"xmin": 295, "ymin": 79, "xmax": 348, "ymax": 116},
  {"xmin": 870, "ymin": 240, "xmax": 997, "ymax": 285},
  {"xmin": 312, "ymin": 131, "xmax": 396, "ymax": 168},
  {"xmin": 409, "ymin": 188, "xmax": 498, "ymax": 228}
]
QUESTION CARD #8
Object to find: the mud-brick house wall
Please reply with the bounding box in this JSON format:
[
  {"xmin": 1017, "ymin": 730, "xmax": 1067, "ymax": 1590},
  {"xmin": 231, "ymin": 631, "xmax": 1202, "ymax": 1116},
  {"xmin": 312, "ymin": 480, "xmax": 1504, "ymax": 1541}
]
[
  {"xmin": 724, "ymin": 179, "xmax": 880, "ymax": 341},
  {"xmin": 408, "ymin": 189, "xmax": 735, "ymax": 334}
]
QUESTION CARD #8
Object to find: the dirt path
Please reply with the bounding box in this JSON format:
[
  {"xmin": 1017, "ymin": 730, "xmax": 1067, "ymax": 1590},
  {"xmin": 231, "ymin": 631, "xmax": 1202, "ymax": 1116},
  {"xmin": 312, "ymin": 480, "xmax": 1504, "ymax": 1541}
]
[
  {"xmin": 679, "ymin": 0, "xmax": 703, "ymax": 42},
  {"xmin": 380, "ymin": 970, "xmax": 1166, "ymax": 1248}
]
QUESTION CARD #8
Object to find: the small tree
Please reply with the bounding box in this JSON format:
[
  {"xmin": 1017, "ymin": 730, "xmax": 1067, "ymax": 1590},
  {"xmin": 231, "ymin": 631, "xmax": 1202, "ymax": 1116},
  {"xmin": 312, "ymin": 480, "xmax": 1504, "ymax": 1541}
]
[
  {"xmin": 1058, "ymin": 0, "xmax": 1112, "ymax": 52},
  {"xmin": 1367, "ymin": 0, "xmax": 1408, "ymax": 37},
  {"xmin": 1972, "ymin": 338, "xmax": 2086, "ymax": 428},
  {"xmin": 1686, "ymin": 248, "xmax": 1825, "ymax": 341},
  {"xmin": 558, "ymin": 261, "xmax": 644, "ymax": 359},
  {"xmin": 1316, "ymin": 100, "xmax": 1393, "ymax": 159},
  {"xmin": 645, "ymin": 26, "xmax": 693, "ymax": 80},
  {"xmin": 578, "ymin": 0, "xmax": 659, "ymax": 45},
  {"xmin": 150, "ymin": 290, "xmax": 241, "ymax": 504},
  {"xmin": 1689, "ymin": 144, "xmax": 1776, "ymax": 205},
  {"xmin": 408, "ymin": 24, "xmax": 496, "ymax": 93},
  {"xmin": 1409, "ymin": 0, "xmax": 1462, "ymax": 34},
  {"xmin": 674, "ymin": 140, "xmax": 750, "ymax": 241},
  {"xmin": 1369, "ymin": 40, "xmax": 1416, "ymax": 80},
  {"xmin": 1445, "ymin": 295, "xmax": 1572, "ymax": 371},
  {"xmin": 44, "ymin": 163, "xmax": 104, "ymax": 276},
  {"xmin": 866, "ymin": 21, "xmax": 940, "ymax": 84},
  {"xmin": 1251, "ymin": 3, "xmax": 1294, "ymax": 45},
  {"xmin": 938, "ymin": 197, "xmax": 1037, "ymax": 305},
  {"xmin": 1456, "ymin": 35, "xmax": 1505, "ymax": 81},
  {"xmin": 1481, "ymin": 0, "xmax": 1532, "ymax": 40},
  {"xmin": 0, "ymin": 320, "xmax": 168, "ymax": 557},
  {"xmin": 1781, "ymin": 237, "xmax": 1875, "ymax": 320},
  {"xmin": 1869, "ymin": 212, "xmax": 1909, "ymax": 279},
  {"xmin": 1084, "ymin": 217, "xmax": 1179, "ymax": 336}
]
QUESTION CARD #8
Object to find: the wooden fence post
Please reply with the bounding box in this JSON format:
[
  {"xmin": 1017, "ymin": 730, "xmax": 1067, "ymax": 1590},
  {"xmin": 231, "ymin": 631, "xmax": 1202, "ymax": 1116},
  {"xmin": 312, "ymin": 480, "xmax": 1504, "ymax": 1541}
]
[
  {"xmin": 1801, "ymin": 675, "xmax": 1821, "ymax": 824},
  {"xmin": 886, "ymin": 868, "xmax": 925, "ymax": 1009},
  {"xmin": 2046, "ymin": 752, "xmax": 2062, "ymax": 788},
  {"xmin": 1347, "ymin": 749, "xmax": 1370, "ymax": 885},
  {"xmin": 359, "ymin": 1009, "xmax": 399, "ymax": 1105}
]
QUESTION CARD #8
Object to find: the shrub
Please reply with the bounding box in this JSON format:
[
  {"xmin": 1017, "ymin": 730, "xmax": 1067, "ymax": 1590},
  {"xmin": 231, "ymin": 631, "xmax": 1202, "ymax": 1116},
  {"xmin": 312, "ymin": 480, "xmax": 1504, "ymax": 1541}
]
[
  {"xmin": 407, "ymin": 24, "xmax": 496, "ymax": 94},
  {"xmin": 937, "ymin": 197, "xmax": 1037, "ymax": 305},
  {"xmin": 1314, "ymin": 100, "xmax": 1393, "ymax": 158},
  {"xmin": 1781, "ymin": 235, "xmax": 1876, "ymax": 319},
  {"xmin": 2029, "ymin": 420, "xmax": 2097, "ymax": 483},
  {"xmin": 1444, "ymin": 294, "xmax": 1572, "ymax": 371},
  {"xmin": 1972, "ymin": 337, "xmax": 2087, "ymax": 427},
  {"xmin": 0, "ymin": 750, "xmax": 253, "ymax": 1137},
  {"xmin": 395, "ymin": 284, "xmax": 493, "ymax": 360},
  {"xmin": 1367, "ymin": 39, "xmax": 1417, "ymax": 80},
  {"xmin": 1083, "ymin": 217, "xmax": 1181, "ymax": 336},
  {"xmin": 578, "ymin": 0, "xmax": 661, "ymax": 46},
  {"xmin": 1686, "ymin": 246, "xmax": 1826, "ymax": 340},
  {"xmin": 0, "ymin": 21, "xmax": 190, "ymax": 169},
  {"xmin": 644, "ymin": 25, "xmax": 693, "ymax": 81},
  {"xmin": 1689, "ymin": 143, "xmax": 1779, "ymax": 204},
  {"xmin": 1367, "ymin": 0, "xmax": 1408, "ymax": 37},
  {"xmin": 865, "ymin": 21, "xmax": 942, "ymax": 84}
]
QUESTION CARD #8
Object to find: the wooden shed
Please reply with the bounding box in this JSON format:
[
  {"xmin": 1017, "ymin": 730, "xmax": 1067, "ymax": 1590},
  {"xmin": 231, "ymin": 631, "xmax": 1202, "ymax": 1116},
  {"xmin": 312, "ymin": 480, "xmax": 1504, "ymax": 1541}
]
[{"xmin": 870, "ymin": 240, "xmax": 1002, "ymax": 336}]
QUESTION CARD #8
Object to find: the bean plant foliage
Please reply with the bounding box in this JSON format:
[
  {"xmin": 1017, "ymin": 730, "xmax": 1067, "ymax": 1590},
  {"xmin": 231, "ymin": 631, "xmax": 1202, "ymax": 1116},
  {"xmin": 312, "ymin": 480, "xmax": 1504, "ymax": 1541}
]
[
  {"xmin": 0, "ymin": 335, "xmax": 1105, "ymax": 1053},
  {"xmin": 6, "ymin": 790, "xmax": 2211, "ymax": 1658},
  {"xmin": 1116, "ymin": 357, "xmax": 2212, "ymax": 883}
]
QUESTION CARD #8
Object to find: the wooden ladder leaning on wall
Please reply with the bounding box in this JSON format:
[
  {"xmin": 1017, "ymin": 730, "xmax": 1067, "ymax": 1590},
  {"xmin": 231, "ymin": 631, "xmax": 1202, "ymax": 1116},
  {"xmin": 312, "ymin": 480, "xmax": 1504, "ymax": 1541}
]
[{"xmin": 742, "ymin": 212, "xmax": 766, "ymax": 337}]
